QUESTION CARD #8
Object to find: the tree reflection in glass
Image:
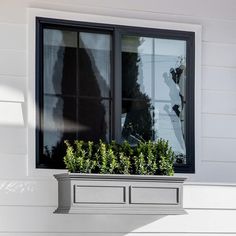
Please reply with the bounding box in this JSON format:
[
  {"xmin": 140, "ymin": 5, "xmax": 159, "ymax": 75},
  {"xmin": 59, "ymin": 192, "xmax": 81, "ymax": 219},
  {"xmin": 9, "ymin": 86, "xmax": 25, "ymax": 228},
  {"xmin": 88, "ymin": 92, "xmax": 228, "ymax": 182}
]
[{"xmin": 121, "ymin": 36, "xmax": 187, "ymax": 164}]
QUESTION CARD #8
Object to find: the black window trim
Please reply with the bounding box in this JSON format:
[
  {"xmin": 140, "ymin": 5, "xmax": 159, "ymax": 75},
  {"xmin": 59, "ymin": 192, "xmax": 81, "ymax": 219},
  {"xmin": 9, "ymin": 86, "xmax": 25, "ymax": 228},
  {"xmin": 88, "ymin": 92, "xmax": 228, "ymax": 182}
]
[{"xmin": 36, "ymin": 17, "xmax": 195, "ymax": 173}]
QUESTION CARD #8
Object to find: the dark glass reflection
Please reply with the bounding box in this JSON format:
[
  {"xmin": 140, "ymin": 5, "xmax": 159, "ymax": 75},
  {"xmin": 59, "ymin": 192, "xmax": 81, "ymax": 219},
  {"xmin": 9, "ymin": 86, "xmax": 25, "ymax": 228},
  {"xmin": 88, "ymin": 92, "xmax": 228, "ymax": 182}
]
[
  {"xmin": 43, "ymin": 29, "xmax": 77, "ymax": 95},
  {"xmin": 79, "ymin": 33, "xmax": 111, "ymax": 98},
  {"xmin": 77, "ymin": 99, "xmax": 110, "ymax": 142},
  {"xmin": 41, "ymin": 29, "xmax": 111, "ymax": 168},
  {"xmin": 121, "ymin": 36, "xmax": 154, "ymax": 144},
  {"xmin": 43, "ymin": 96, "xmax": 77, "ymax": 168},
  {"xmin": 122, "ymin": 99, "xmax": 154, "ymax": 143}
]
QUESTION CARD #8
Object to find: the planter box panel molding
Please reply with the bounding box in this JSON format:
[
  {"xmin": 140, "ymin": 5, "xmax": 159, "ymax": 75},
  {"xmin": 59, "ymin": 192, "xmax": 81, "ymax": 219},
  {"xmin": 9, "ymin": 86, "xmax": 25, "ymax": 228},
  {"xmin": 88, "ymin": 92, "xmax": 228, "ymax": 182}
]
[
  {"xmin": 54, "ymin": 173, "xmax": 186, "ymax": 215},
  {"xmin": 74, "ymin": 185, "xmax": 126, "ymax": 204},
  {"xmin": 130, "ymin": 186, "xmax": 179, "ymax": 205}
]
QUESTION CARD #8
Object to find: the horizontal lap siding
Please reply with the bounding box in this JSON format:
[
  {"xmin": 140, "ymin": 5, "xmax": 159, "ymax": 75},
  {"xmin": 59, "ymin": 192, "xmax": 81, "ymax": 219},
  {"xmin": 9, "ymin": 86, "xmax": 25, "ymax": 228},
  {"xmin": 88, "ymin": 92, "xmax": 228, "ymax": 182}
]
[
  {"xmin": 1, "ymin": 180, "xmax": 236, "ymax": 209},
  {"xmin": 0, "ymin": 76, "xmax": 25, "ymax": 102},
  {"xmin": 0, "ymin": 23, "xmax": 26, "ymax": 50},
  {"xmin": 0, "ymin": 23, "xmax": 27, "ymax": 159},
  {"xmin": 0, "ymin": 206, "xmax": 236, "ymax": 233},
  {"xmin": 0, "ymin": 127, "xmax": 27, "ymax": 155},
  {"xmin": 202, "ymin": 114, "xmax": 236, "ymax": 138},
  {"xmin": 202, "ymin": 66, "xmax": 236, "ymax": 91},
  {"xmin": 202, "ymin": 137, "xmax": 236, "ymax": 162},
  {"xmin": 0, "ymin": 0, "xmax": 236, "ymax": 235},
  {"xmin": 0, "ymin": 50, "xmax": 26, "ymax": 76},
  {"xmin": 0, "ymin": 154, "xmax": 27, "ymax": 178}
]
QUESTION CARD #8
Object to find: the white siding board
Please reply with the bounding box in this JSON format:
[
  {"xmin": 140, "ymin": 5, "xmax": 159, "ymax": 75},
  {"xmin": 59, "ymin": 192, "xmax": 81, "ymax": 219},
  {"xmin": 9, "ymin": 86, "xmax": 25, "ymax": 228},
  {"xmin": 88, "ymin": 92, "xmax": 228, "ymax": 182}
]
[
  {"xmin": 0, "ymin": 181, "xmax": 236, "ymax": 210},
  {"xmin": 134, "ymin": 209, "xmax": 236, "ymax": 233},
  {"xmin": 196, "ymin": 161, "xmax": 236, "ymax": 183},
  {"xmin": 202, "ymin": 42, "xmax": 236, "ymax": 68},
  {"xmin": 0, "ymin": 0, "xmax": 28, "ymax": 24},
  {"xmin": 26, "ymin": 3, "xmax": 236, "ymax": 44},
  {"xmin": 0, "ymin": 103, "xmax": 24, "ymax": 126},
  {"xmin": 0, "ymin": 206, "xmax": 163, "ymax": 232},
  {"xmin": 202, "ymin": 137, "xmax": 236, "ymax": 162},
  {"xmin": 2, "ymin": 0, "xmax": 236, "ymax": 29},
  {"xmin": 28, "ymin": 0, "xmax": 236, "ymax": 22},
  {"xmin": 184, "ymin": 184, "xmax": 236, "ymax": 209},
  {"xmin": 0, "ymin": 207, "xmax": 236, "ymax": 233},
  {"xmin": 0, "ymin": 23, "xmax": 26, "ymax": 50},
  {"xmin": 0, "ymin": 50, "xmax": 26, "ymax": 76},
  {"xmin": 0, "ymin": 127, "xmax": 27, "ymax": 154},
  {"xmin": 0, "ymin": 179, "xmax": 57, "ymax": 206},
  {"xmin": 0, "ymin": 76, "xmax": 25, "ymax": 102},
  {"xmin": 202, "ymin": 114, "xmax": 236, "ymax": 138},
  {"xmin": 202, "ymin": 90, "xmax": 236, "ymax": 115},
  {"xmin": 202, "ymin": 19, "xmax": 236, "ymax": 44},
  {"xmin": 0, "ymin": 155, "xmax": 27, "ymax": 178},
  {"xmin": 202, "ymin": 66, "xmax": 236, "ymax": 91}
]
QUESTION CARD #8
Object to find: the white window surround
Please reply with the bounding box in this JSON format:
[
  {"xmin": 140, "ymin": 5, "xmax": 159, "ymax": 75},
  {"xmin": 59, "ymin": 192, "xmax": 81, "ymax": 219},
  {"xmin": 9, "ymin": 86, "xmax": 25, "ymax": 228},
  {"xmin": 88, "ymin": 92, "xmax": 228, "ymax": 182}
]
[{"xmin": 27, "ymin": 8, "xmax": 202, "ymax": 179}]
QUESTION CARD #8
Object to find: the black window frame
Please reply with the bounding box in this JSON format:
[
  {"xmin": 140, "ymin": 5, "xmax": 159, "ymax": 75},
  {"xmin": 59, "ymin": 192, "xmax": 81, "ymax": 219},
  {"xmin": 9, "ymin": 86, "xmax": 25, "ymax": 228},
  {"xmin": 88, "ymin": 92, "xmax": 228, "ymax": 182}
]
[{"xmin": 36, "ymin": 17, "xmax": 195, "ymax": 173}]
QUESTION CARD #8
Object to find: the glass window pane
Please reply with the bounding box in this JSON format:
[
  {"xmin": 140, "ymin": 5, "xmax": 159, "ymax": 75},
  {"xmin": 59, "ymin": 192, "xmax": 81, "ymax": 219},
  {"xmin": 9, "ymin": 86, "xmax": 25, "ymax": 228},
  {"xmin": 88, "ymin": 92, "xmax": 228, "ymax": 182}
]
[
  {"xmin": 122, "ymin": 35, "xmax": 187, "ymax": 163},
  {"xmin": 43, "ymin": 96, "xmax": 77, "ymax": 168},
  {"xmin": 122, "ymin": 36, "xmax": 152, "ymax": 99},
  {"xmin": 43, "ymin": 29, "xmax": 77, "ymax": 95},
  {"xmin": 77, "ymin": 98, "xmax": 110, "ymax": 142},
  {"xmin": 79, "ymin": 32, "xmax": 111, "ymax": 98},
  {"xmin": 154, "ymin": 39, "xmax": 186, "ymax": 164},
  {"xmin": 121, "ymin": 99, "xmax": 155, "ymax": 144}
]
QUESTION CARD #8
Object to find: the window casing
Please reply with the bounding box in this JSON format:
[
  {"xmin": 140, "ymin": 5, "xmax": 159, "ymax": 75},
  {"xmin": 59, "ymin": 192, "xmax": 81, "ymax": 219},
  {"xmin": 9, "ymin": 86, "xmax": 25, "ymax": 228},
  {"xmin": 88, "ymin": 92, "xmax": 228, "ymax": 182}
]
[{"xmin": 36, "ymin": 17, "xmax": 195, "ymax": 173}]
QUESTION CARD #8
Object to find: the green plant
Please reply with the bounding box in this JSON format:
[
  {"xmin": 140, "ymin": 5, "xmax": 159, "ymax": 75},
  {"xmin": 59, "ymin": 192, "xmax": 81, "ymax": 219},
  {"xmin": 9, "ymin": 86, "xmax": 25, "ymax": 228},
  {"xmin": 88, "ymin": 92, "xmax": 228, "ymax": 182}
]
[
  {"xmin": 134, "ymin": 141, "xmax": 158, "ymax": 175},
  {"xmin": 156, "ymin": 139, "xmax": 175, "ymax": 176},
  {"xmin": 64, "ymin": 140, "xmax": 78, "ymax": 173},
  {"xmin": 98, "ymin": 140, "xmax": 119, "ymax": 174},
  {"xmin": 63, "ymin": 139, "xmax": 175, "ymax": 176}
]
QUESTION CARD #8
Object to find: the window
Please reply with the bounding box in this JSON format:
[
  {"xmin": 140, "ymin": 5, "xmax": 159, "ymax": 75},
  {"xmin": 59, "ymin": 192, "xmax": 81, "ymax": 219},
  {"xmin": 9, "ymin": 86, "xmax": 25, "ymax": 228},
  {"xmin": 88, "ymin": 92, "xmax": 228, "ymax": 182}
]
[{"xmin": 36, "ymin": 17, "xmax": 195, "ymax": 172}]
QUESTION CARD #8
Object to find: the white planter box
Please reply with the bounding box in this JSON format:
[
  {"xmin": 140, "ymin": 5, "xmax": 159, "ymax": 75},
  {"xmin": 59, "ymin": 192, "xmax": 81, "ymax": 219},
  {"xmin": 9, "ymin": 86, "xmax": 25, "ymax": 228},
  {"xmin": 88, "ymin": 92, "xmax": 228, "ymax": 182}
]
[{"xmin": 54, "ymin": 173, "xmax": 186, "ymax": 215}]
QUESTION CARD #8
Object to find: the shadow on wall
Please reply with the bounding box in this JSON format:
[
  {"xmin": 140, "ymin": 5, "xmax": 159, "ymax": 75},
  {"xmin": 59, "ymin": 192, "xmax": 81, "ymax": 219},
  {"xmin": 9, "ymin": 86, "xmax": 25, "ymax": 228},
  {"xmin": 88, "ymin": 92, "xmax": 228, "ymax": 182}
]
[
  {"xmin": 0, "ymin": 77, "xmax": 27, "ymax": 155},
  {"xmin": 0, "ymin": 77, "xmax": 26, "ymax": 126},
  {"xmin": 49, "ymin": 214, "xmax": 166, "ymax": 234},
  {"xmin": 0, "ymin": 180, "xmax": 166, "ymax": 234}
]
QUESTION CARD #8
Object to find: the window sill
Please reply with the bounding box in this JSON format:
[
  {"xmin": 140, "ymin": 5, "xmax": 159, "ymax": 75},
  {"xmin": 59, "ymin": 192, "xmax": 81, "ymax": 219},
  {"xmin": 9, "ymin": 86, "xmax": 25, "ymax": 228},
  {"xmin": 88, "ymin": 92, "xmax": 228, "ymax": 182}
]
[{"xmin": 54, "ymin": 173, "xmax": 186, "ymax": 215}]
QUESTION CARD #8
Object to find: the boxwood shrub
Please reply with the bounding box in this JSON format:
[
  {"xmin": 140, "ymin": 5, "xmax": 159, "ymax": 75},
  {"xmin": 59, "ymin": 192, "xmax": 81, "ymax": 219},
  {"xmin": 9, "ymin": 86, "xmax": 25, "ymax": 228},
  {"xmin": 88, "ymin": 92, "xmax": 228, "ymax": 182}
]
[{"xmin": 64, "ymin": 139, "xmax": 175, "ymax": 176}]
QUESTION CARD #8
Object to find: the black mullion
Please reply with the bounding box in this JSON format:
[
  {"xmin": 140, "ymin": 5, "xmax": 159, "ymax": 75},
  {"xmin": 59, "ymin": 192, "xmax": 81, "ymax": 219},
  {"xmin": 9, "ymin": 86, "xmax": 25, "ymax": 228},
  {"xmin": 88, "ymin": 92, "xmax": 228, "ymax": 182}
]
[
  {"xmin": 109, "ymin": 32, "xmax": 114, "ymax": 142},
  {"xmin": 186, "ymin": 34, "xmax": 195, "ymax": 172},
  {"xmin": 122, "ymin": 98, "xmax": 153, "ymax": 102},
  {"xmin": 151, "ymin": 38, "xmax": 156, "ymax": 141},
  {"xmin": 113, "ymin": 28, "xmax": 122, "ymax": 143},
  {"xmin": 75, "ymin": 31, "xmax": 80, "ymax": 140},
  {"xmin": 44, "ymin": 93, "xmax": 111, "ymax": 100}
]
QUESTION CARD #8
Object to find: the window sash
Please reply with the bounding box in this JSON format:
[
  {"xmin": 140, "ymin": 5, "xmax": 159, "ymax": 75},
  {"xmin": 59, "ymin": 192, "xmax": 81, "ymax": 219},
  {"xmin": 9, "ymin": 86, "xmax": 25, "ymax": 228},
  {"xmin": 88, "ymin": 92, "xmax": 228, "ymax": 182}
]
[{"xmin": 36, "ymin": 17, "xmax": 195, "ymax": 173}]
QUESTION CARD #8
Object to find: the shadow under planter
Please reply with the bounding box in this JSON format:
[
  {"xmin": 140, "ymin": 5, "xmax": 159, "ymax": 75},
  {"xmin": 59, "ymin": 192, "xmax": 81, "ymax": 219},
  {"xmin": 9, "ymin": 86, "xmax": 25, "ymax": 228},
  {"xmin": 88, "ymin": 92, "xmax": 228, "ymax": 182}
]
[{"xmin": 54, "ymin": 173, "xmax": 186, "ymax": 215}]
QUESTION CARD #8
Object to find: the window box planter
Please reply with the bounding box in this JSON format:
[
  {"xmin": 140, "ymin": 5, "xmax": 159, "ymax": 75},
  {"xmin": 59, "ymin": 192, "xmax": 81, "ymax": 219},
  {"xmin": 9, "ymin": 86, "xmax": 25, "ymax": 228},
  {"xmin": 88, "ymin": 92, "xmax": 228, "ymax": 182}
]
[{"xmin": 54, "ymin": 173, "xmax": 186, "ymax": 215}]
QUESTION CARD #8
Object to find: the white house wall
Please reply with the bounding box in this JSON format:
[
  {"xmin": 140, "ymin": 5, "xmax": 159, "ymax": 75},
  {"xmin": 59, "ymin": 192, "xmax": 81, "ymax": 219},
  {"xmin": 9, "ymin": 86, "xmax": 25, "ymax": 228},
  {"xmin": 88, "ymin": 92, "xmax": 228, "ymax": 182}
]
[{"xmin": 0, "ymin": 0, "xmax": 236, "ymax": 235}]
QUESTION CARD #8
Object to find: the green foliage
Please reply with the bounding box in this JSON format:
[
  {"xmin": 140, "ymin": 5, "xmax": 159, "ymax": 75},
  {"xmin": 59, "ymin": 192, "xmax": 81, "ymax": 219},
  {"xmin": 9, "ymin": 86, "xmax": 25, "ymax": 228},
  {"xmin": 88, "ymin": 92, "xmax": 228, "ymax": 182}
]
[
  {"xmin": 156, "ymin": 139, "xmax": 175, "ymax": 176},
  {"xmin": 118, "ymin": 152, "xmax": 131, "ymax": 174},
  {"xmin": 98, "ymin": 140, "xmax": 119, "ymax": 174},
  {"xmin": 63, "ymin": 139, "xmax": 175, "ymax": 176},
  {"xmin": 64, "ymin": 141, "xmax": 77, "ymax": 173}
]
